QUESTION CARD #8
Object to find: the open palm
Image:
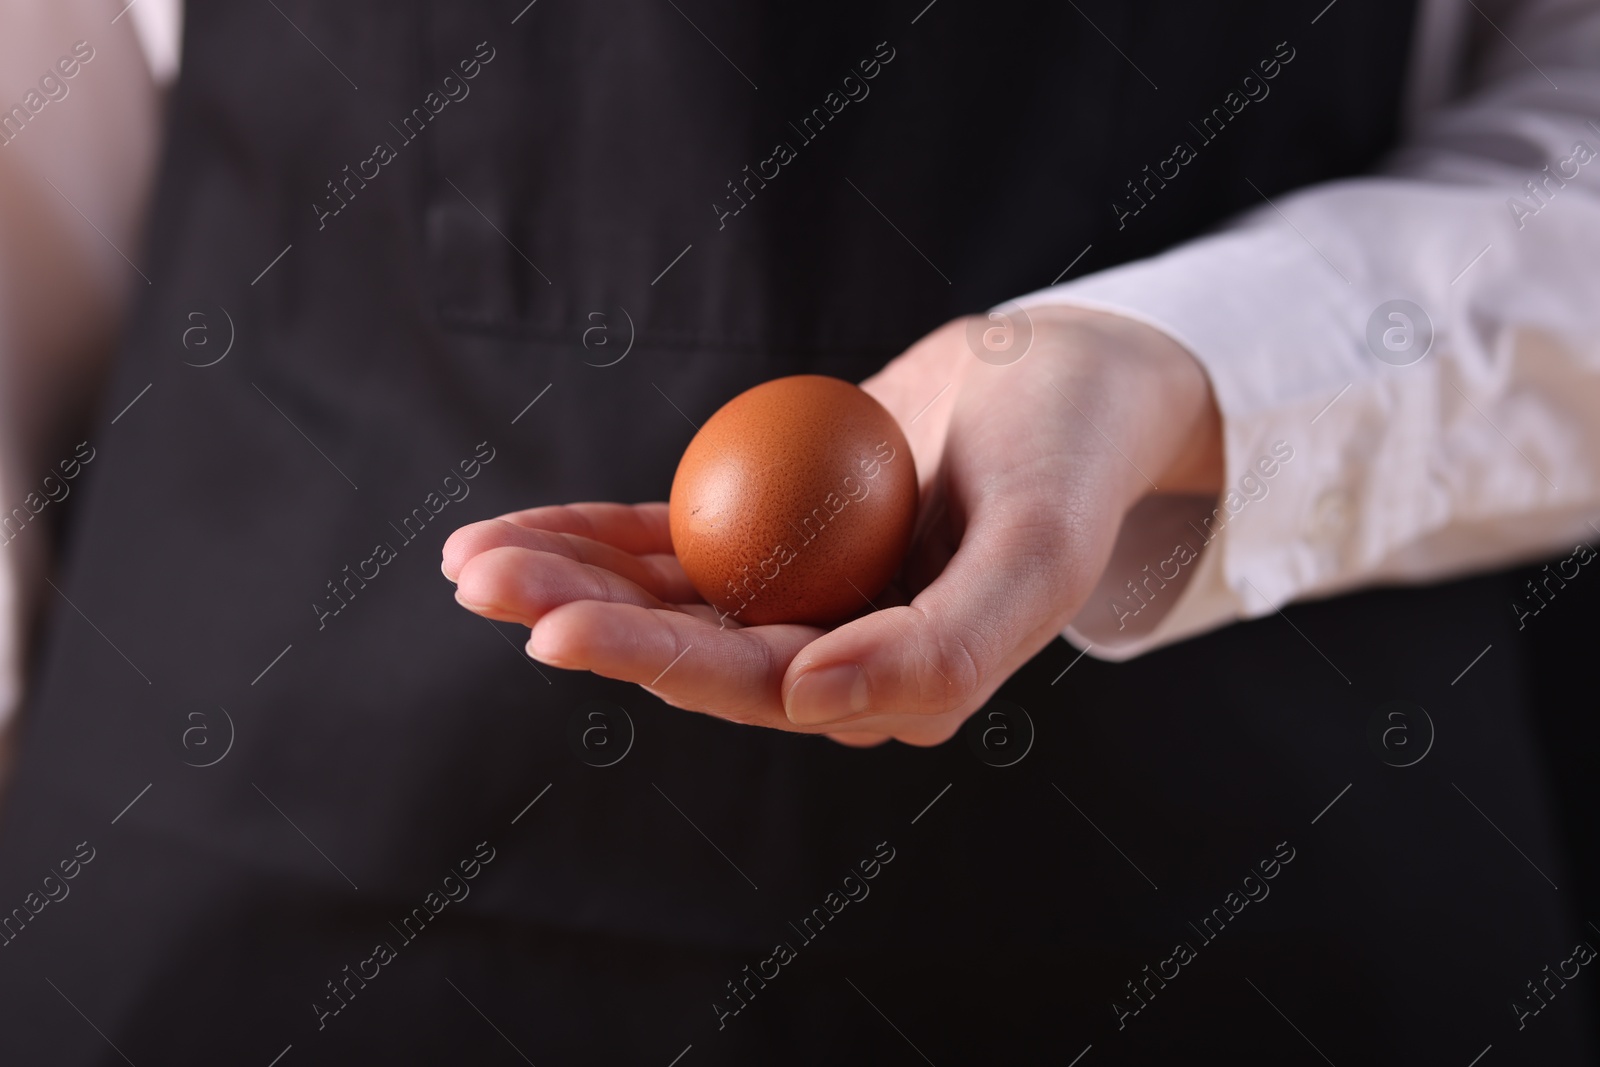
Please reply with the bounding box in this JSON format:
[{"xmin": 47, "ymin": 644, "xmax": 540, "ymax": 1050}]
[{"xmin": 442, "ymin": 309, "xmax": 1221, "ymax": 747}]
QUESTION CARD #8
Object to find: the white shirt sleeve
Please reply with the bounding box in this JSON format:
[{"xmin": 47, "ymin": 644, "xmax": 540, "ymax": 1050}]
[
  {"xmin": 1009, "ymin": 0, "xmax": 1600, "ymax": 661},
  {"xmin": 0, "ymin": 0, "xmax": 170, "ymax": 778}
]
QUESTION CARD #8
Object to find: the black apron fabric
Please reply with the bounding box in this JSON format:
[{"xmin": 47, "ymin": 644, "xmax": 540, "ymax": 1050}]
[{"xmin": 1, "ymin": 1, "xmax": 1593, "ymax": 1063}]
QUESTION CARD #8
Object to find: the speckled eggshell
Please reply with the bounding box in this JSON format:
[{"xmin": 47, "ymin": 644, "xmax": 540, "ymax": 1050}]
[{"xmin": 669, "ymin": 375, "xmax": 918, "ymax": 627}]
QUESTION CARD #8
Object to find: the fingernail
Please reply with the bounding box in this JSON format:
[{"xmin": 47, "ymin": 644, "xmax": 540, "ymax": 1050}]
[
  {"xmin": 453, "ymin": 589, "xmax": 488, "ymax": 611},
  {"xmin": 441, "ymin": 559, "xmax": 456, "ymax": 583},
  {"xmin": 786, "ymin": 664, "xmax": 869, "ymax": 726}
]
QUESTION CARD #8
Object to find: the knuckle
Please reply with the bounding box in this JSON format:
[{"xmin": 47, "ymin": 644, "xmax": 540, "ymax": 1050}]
[
  {"xmin": 916, "ymin": 612, "xmax": 990, "ymax": 714},
  {"xmin": 1001, "ymin": 498, "xmax": 1082, "ymax": 551}
]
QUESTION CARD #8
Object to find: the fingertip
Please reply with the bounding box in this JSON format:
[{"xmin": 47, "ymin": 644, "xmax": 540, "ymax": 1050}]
[
  {"xmin": 784, "ymin": 662, "xmax": 869, "ymax": 726},
  {"xmin": 452, "ymin": 545, "xmax": 541, "ymax": 624},
  {"xmin": 440, "ymin": 517, "xmax": 515, "ymax": 581},
  {"xmin": 788, "ymin": 604, "xmax": 977, "ymax": 722},
  {"xmin": 527, "ymin": 615, "xmax": 578, "ymax": 668},
  {"xmin": 527, "ymin": 599, "xmax": 645, "ymax": 671}
]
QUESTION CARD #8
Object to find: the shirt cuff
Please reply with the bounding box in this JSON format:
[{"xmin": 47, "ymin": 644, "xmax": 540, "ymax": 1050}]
[{"xmin": 1005, "ymin": 215, "xmax": 1382, "ymax": 660}]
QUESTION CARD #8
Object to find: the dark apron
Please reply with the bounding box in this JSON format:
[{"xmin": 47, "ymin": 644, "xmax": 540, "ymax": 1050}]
[{"xmin": 1, "ymin": 1, "xmax": 1592, "ymax": 1063}]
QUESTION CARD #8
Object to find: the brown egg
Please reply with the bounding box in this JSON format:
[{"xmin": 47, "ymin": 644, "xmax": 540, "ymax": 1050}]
[{"xmin": 669, "ymin": 375, "xmax": 918, "ymax": 627}]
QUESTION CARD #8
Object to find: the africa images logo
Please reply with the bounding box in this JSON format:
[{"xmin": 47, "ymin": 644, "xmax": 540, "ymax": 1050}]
[{"xmin": 0, "ymin": 40, "xmax": 96, "ymax": 149}]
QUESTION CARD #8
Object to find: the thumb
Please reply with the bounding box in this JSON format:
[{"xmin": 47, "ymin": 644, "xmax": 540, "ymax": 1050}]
[{"xmin": 781, "ymin": 495, "xmax": 1100, "ymax": 739}]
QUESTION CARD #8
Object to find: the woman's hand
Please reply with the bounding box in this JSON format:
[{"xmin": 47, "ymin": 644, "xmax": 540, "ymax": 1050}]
[{"xmin": 441, "ymin": 307, "xmax": 1222, "ymax": 747}]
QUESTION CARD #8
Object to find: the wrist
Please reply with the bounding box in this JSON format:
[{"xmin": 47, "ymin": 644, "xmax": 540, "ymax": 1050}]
[{"xmin": 1027, "ymin": 305, "xmax": 1224, "ymax": 503}]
